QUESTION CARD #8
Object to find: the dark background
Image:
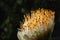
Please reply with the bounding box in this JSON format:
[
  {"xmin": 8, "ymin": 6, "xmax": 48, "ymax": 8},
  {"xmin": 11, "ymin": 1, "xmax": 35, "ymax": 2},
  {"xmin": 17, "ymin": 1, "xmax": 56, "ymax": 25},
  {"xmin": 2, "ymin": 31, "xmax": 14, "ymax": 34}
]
[{"xmin": 0, "ymin": 0, "xmax": 60, "ymax": 40}]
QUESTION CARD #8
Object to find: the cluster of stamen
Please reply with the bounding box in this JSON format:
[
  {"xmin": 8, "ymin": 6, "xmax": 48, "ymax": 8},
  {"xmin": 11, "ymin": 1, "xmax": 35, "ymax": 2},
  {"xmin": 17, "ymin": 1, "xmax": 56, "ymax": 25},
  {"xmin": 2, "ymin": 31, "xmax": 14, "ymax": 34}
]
[{"xmin": 20, "ymin": 8, "xmax": 55, "ymax": 32}]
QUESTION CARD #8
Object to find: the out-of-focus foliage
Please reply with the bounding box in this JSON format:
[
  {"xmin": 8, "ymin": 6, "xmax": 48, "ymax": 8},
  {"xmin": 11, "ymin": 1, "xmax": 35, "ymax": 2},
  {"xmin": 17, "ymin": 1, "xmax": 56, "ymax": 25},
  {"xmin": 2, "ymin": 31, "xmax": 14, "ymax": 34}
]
[
  {"xmin": 16, "ymin": 0, "xmax": 23, "ymax": 5},
  {"xmin": 0, "ymin": 0, "xmax": 55, "ymax": 40}
]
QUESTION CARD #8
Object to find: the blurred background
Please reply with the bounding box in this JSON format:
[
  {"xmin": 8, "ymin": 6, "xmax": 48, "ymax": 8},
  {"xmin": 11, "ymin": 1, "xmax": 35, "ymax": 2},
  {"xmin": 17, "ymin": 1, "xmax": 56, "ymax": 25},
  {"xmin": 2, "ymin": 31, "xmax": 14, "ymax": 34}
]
[{"xmin": 0, "ymin": 0, "xmax": 60, "ymax": 40}]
